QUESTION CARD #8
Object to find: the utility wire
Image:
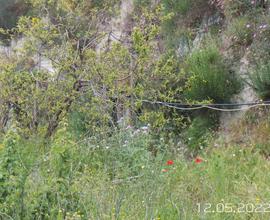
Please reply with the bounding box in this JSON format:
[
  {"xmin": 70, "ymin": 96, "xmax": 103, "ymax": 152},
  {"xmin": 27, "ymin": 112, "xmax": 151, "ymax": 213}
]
[
  {"xmin": 140, "ymin": 99, "xmax": 270, "ymax": 112},
  {"xmin": 157, "ymin": 100, "xmax": 270, "ymax": 106}
]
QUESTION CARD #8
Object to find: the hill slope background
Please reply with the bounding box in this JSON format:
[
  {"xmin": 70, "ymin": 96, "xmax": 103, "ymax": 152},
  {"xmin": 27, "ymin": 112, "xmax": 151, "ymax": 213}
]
[{"xmin": 1, "ymin": 0, "xmax": 270, "ymax": 219}]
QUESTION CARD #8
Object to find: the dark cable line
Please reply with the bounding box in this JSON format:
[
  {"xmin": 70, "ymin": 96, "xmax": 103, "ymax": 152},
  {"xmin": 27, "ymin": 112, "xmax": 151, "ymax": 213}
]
[{"xmin": 140, "ymin": 99, "xmax": 270, "ymax": 112}]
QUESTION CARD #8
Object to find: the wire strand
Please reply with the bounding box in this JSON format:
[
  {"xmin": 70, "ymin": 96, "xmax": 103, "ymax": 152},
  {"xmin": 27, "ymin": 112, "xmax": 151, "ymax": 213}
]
[{"xmin": 140, "ymin": 99, "xmax": 270, "ymax": 112}]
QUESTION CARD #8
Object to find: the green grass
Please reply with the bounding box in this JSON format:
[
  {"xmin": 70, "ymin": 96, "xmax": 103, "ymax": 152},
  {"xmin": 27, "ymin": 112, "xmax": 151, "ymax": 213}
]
[
  {"xmin": 1, "ymin": 127, "xmax": 270, "ymax": 219},
  {"xmin": 226, "ymin": 16, "xmax": 254, "ymax": 47}
]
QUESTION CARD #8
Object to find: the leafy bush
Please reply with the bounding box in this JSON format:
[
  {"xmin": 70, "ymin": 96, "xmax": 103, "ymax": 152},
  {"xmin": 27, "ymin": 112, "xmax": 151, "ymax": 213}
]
[
  {"xmin": 249, "ymin": 62, "xmax": 270, "ymax": 100},
  {"xmin": 184, "ymin": 45, "xmax": 241, "ymax": 103},
  {"xmin": 184, "ymin": 116, "xmax": 215, "ymax": 154},
  {"xmin": 0, "ymin": 128, "xmax": 43, "ymax": 219}
]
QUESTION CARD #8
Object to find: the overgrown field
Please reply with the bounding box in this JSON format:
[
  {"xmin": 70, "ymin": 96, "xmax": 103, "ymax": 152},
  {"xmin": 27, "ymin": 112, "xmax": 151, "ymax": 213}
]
[{"xmin": 1, "ymin": 123, "xmax": 270, "ymax": 220}]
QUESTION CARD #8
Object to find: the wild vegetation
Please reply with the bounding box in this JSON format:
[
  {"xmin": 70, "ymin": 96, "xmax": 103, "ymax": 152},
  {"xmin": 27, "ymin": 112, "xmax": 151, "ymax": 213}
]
[{"xmin": 1, "ymin": 0, "xmax": 270, "ymax": 219}]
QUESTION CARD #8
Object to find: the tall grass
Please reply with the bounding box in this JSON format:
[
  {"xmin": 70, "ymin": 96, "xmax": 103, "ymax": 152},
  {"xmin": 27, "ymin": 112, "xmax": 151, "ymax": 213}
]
[
  {"xmin": 249, "ymin": 62, "xmax": 270, "ymax": 100},
  {"xmin": 1, "ymin": 126, "xmax": 270, "ymax": 219}
]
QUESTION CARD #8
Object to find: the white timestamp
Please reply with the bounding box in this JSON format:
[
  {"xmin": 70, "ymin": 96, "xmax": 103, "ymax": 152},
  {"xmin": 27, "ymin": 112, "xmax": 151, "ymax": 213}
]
[{"xmin": 197, "ymin": 203, "xmax": 270, "ymax": 213}]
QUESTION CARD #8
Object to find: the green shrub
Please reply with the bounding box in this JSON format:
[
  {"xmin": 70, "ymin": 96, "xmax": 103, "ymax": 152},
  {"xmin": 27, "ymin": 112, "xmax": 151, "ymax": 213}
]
[
  {"xmin": 249, "ymin": 62, "xmax": 270, "ymax": 100},
  {"xmin": 0, "ymin": 129, "xmax": 44, "ymax": 219},
  {"xmin": 184, "ymin": 116, "xmax": 215, "ymax": 154},
  {"xmin": 184, "ymin": 45, "xmax": 241, "ymax": 103}
]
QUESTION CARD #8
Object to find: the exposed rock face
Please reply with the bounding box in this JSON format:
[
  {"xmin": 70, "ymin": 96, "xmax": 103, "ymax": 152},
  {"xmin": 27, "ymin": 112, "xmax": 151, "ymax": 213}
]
[
  {"xmin": 37, "ymin": 56, "xmax": 55, "ymax": 74},
  {"xmin": 96, "ymin": 0, "xmax": 135, "ymax": 127},
  {"xmin": 0, "ymin": 38, "xmax": 55, "ymax": 74},
  {"xmin": 235, "ymin": 55, "xmax": 258, "ymax": 104},
  {"xmin": 0, "ymin": 44, "xmax": 12, "ymax": 57},
  {"xmin": 177, "ymin": 36, "xmax": 190, "ymax": 58},
  {"xmin": 109, "ymin": 0, "xmax": 134, "ymax": 40},
  {"xmin": 113, "ymin": 0, "xmax": 134, "ymax": 127},
  {"xmin": 192, "ymin": 13, "xmax": 223, "ymax": 50},
  {"xmin": 177, "ymin": 12, "xmax": 223, "ymax": 58},
  {"xmin": 219, "ymin": 53, "xmax": 258, "ymax": 140},
  {"xmin": 97, "ymin": 0, "xmax": 134, "ymax": 52}
]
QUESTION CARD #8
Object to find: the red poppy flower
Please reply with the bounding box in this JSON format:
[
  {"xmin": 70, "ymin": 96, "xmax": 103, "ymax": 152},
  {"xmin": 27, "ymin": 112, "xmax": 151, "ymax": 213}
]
[
  {"xmin": 166, "ymin": 160, "xmax": 174, "ymax": 165},
  {"xmin": 195, "ymin": 157, "xmax": 203, "ymax": 164}
]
